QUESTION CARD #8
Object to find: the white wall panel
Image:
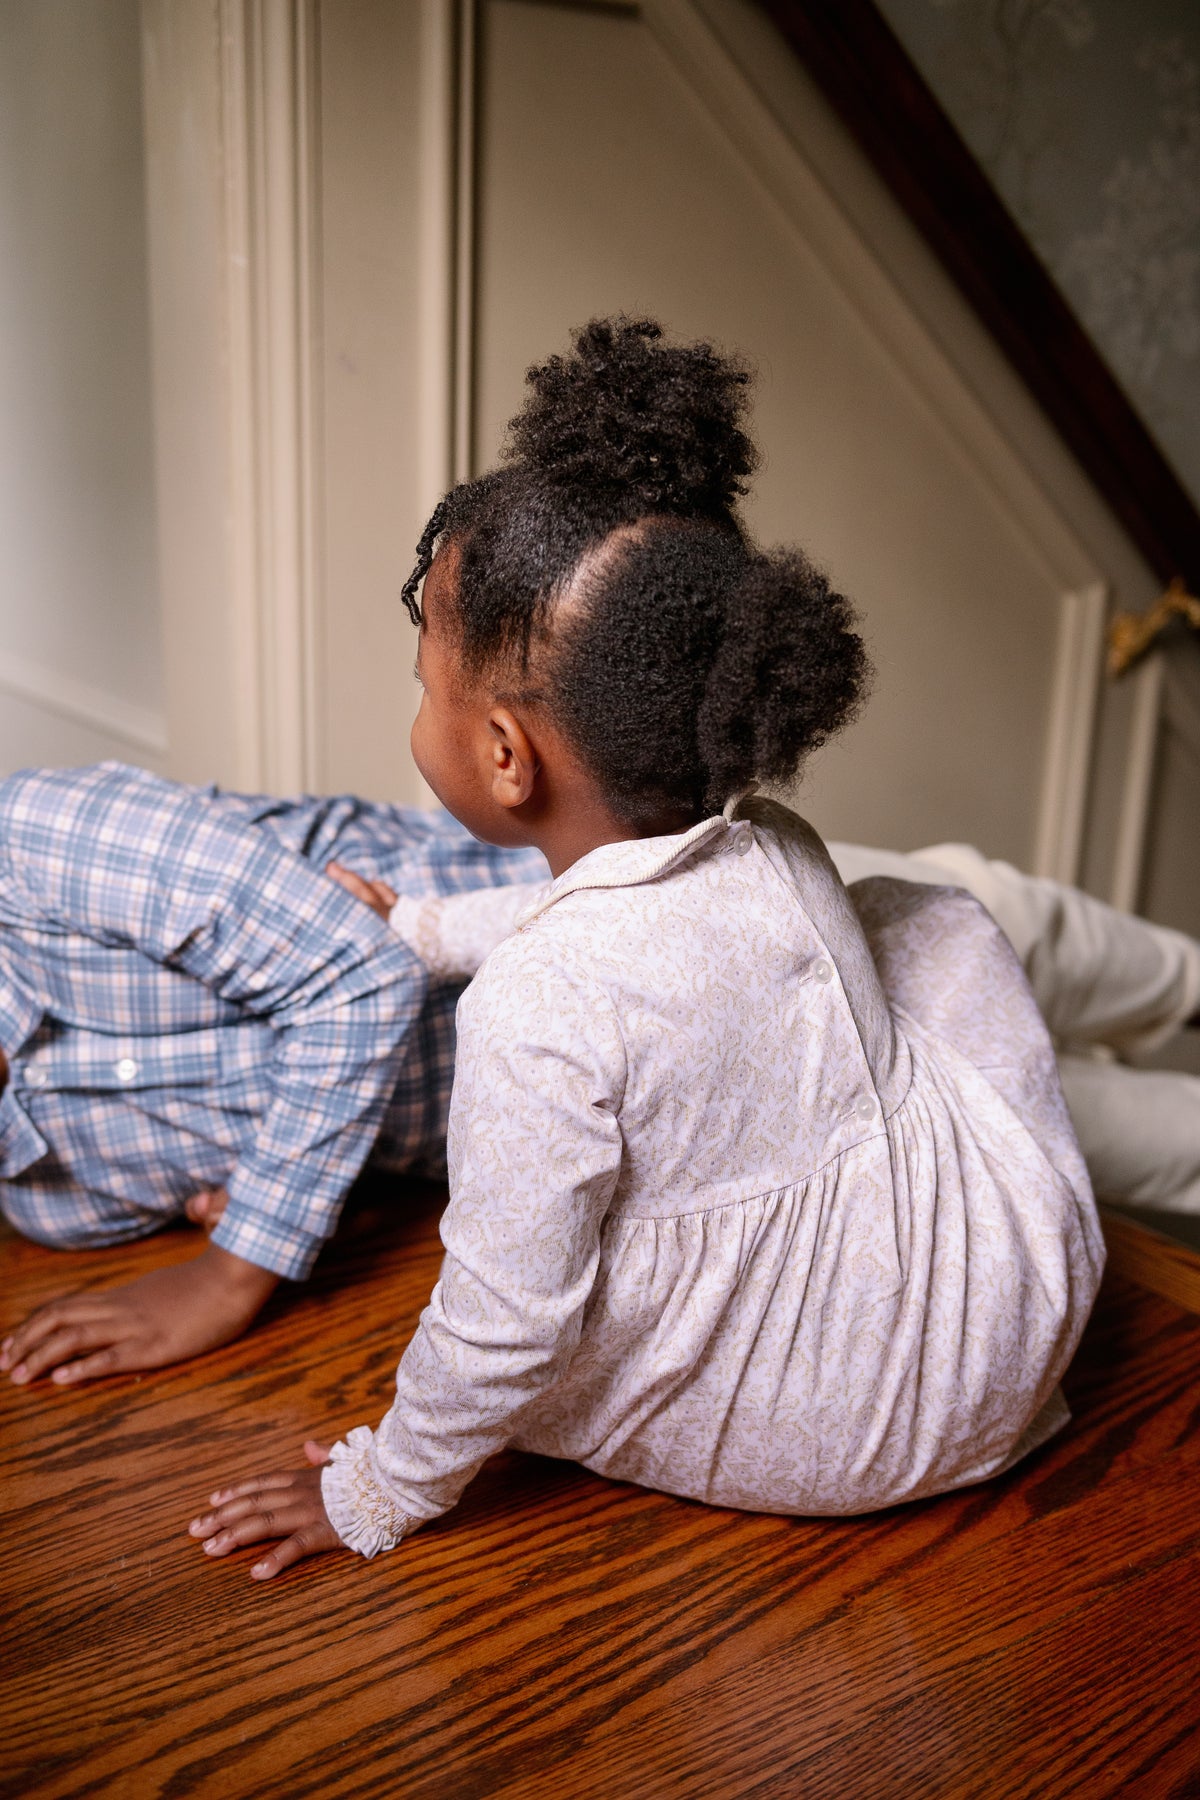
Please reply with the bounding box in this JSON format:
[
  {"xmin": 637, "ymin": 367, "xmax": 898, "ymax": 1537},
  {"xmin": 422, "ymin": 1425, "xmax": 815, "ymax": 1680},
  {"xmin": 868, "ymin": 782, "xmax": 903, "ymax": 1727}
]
[
  {"xmin": 0, "ymin": 0, "xmax": 163, "ymax": 776},
  {"xmin": 471, "ymin": 0, "xmax": 1084, "ymax": 861},
  {"xmin": 140, "ymin": 0, "xmax": 1181, "ymax": 901},
  {"xmin": 316, "ymin": 0, "xmax": 432, "ymax": 802}
]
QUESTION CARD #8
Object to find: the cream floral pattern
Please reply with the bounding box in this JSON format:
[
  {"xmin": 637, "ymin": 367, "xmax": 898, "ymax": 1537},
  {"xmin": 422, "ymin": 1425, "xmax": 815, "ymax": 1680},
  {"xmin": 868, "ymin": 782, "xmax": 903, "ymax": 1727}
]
[{"xmin": 322, "ymin": 800, "xmax": 1103, "ymax": 1557}]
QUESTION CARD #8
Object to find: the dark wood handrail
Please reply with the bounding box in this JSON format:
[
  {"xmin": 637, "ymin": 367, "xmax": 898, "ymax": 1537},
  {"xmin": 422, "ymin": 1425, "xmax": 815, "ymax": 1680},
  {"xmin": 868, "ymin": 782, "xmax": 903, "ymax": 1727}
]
[{"xmin": 757, "ymin": 0, "xmax": 1200, "ymax": 590}]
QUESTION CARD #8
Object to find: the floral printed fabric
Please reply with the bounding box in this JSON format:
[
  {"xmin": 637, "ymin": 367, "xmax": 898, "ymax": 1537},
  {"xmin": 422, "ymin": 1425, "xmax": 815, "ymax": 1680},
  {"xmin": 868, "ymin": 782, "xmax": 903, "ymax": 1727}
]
[{"xmin": 322, "ymin": 799, "xmax": 1103, "ymax": 1555}]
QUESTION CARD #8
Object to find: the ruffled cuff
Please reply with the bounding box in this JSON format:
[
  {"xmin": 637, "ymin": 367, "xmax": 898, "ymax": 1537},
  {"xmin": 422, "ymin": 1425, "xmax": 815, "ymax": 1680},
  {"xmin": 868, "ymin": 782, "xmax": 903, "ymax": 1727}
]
[
  {"xmin": 320, "ymin": 1426, "xmax": 421, "ymax": 1559},
  {"xmin": 388, "ymin": 884, "xmax": 546, "ymax": 981},
  {"xmin": 387, "ymin": 895, "xmax": 447, "ymax": 976}
]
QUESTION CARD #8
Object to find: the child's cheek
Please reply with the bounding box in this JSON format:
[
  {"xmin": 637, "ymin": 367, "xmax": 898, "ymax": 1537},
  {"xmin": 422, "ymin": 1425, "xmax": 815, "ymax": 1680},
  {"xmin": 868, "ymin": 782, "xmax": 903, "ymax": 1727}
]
[
  {"xmin": 410, "ymin": 706, "xmax": 460, "ymax": 818},
  {"xmin": 410, "ymin": 701, "xmax": 433, "ymax": 784}
]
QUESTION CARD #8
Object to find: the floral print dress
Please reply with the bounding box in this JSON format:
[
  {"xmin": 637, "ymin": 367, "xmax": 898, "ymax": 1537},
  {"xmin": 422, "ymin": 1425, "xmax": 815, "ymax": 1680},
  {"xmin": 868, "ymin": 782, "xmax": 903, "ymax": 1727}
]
[{"xmin": 323, "ymin": 798, "xmax": 1103, "ymax": 1555}]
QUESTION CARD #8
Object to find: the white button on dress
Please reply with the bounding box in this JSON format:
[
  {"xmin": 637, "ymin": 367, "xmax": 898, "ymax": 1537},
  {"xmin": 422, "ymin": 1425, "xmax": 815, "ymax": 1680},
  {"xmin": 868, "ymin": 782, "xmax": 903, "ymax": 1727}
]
[
  {"xmin": 115, "ymin": 1058, "xmax": 139, "ymax": 1083},
  {"xmin": 813, "ymin": 959, "xmax": 833, "ymax": 984},
  {"xmin": 734, "ymin": 830, "xmax": 753, "ymax": 856},
  {"xmin": 856, "ymin": 1095, "xmax": 877, "ymax": 1122}
]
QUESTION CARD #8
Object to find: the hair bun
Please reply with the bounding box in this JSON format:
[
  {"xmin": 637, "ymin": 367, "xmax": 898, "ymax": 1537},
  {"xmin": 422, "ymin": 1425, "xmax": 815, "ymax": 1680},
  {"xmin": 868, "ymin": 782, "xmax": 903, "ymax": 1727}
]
[
  {"xmin": 505, "ymin": 317, "xmax": 757, "ymax": 519},
  {"xmin": 696, "ymin": 550, "xmax": 869, "ymax": 809}
]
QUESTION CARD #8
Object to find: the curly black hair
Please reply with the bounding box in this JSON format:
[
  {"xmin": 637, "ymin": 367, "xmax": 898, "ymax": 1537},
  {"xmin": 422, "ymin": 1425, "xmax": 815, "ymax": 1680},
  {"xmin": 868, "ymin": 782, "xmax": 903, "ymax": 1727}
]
[{"xmin": 402, "ymin": 317, "xmax": 868, "ymax": 827}]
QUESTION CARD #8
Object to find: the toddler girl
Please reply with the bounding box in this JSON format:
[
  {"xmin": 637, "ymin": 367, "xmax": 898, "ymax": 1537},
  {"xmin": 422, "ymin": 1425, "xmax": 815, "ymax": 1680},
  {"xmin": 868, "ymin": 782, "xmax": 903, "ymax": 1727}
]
[{"xmin": 190, "ymin": 318, "xmax": 1103, "ymax": 1578}]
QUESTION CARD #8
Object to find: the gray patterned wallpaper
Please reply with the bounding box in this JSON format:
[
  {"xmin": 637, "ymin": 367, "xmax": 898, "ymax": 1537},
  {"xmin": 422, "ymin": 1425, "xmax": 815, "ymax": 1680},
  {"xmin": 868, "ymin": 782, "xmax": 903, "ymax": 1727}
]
[{"xmin": 874, "ymin": 0, "xmax": 1200, "ymax": 508}]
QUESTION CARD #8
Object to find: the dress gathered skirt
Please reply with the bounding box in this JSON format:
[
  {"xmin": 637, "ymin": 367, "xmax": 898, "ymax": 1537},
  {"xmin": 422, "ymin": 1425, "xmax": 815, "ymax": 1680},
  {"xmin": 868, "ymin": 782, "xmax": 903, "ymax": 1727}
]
[{"xmin": 322, "ymin": 798, "xmax": 1104, "ymax": 1555}]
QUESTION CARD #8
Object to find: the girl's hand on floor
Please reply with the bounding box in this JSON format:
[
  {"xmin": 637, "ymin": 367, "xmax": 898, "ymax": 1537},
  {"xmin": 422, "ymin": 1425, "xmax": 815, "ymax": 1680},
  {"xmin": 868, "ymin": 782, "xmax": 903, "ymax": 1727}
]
[
  {"xmin": 188, "ymin": 1440, "xmax": 342, "ymax": 1579},
  {"xmin": 0, "ymin": 1244, "xmax": 279, "ymax": 1386}
]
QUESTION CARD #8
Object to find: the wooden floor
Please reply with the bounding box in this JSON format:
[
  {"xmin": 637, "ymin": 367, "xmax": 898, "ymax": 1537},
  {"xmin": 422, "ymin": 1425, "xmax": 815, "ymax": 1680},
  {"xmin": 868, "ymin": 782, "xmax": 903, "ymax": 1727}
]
[{"xmin": 2, "ymin": 1186, "xmax": 1199, "ymax": 1800}]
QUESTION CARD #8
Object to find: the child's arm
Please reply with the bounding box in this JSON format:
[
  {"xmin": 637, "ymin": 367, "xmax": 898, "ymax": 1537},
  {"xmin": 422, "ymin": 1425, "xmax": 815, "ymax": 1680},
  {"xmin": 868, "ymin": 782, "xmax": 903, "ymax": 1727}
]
[
  {"xmin": 325, "ymin": 947, "xmax": 624, "ymax": 1554},
  {"xmin": 190, "ymin": 938, "xmax": 623, "ymax": 1575},
  {"xmin": 0, "ymin": 764, "xmax": 428, "ymax": 1383},
  {"xmin": 1, "ymin": 1245, "xmax": 278, "ymax": 1385},
  {"xmin": 328, "ymin": 860, "xmax": 547, "ymax": 979}
]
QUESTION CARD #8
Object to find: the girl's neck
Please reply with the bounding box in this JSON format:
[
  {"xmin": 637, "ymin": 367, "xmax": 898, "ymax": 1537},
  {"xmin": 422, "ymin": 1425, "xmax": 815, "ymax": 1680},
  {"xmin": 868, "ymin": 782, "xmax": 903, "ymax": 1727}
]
[
  {"xmin": 522, "ymin": 772, "xmax": 699, "ymax": 879},
  {"xmin": 538, "ymin": 816, "xmax": 637, "ymax": 880}
]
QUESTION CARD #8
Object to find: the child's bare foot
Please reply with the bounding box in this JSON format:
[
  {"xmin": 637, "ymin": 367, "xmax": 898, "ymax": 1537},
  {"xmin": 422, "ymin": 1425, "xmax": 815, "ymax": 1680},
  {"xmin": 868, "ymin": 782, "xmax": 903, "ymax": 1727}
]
[{"xmin": 185, "ymin": 1187, "xmax": 230, "ymax": 1232}]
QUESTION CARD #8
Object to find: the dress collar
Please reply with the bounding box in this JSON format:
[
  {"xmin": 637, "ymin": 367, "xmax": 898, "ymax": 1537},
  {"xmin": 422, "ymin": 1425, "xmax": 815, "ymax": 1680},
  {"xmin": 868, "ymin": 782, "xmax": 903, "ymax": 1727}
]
[{"xmin": 514, "ymin": 793, "xmax": 752, "ymax": 929}]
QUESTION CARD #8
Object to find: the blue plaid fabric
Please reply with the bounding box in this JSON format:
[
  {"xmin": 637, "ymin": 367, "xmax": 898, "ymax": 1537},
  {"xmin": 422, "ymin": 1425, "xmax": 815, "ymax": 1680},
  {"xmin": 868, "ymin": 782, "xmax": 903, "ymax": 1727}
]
[{"xmin": 0, "ymin": 763, "xmax": 544, "ymax": 1278}]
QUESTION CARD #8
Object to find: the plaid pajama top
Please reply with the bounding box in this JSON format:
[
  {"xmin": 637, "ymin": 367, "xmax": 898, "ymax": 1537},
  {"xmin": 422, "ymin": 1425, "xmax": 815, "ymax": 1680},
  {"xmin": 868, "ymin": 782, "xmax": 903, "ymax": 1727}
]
[{"xmin": 0, "ymin": 763, "xmax": 543, "ymax": 1279}]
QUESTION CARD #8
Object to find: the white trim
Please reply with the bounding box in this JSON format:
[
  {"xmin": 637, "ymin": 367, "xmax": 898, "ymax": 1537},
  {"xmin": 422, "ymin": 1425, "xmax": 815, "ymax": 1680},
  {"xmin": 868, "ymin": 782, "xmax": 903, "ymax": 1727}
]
[
  {"xmin": 0, "ymin": 648, "xmax": 168, "ymax": 756},
  {"xmin": 408, "ymin": 0, "xmax": 476, "ymax": 810},
  {"xmin": 1111, "ymin": 652, "xmax": 1165, "ymax": 914},
  {"xmin": 453, "ymin": 0, "xmax": 480, "ymax": 482},
  {"xmin": 414, "ymin": 0, "xmax": 481, "ymax": 502},
  {"xmin": 218, "ymin": 0, "xmax": 322, "ymax": 794},
  {"xmin": 1032, "ymin": 584, "xmax": 1106, "ymax": 883},
  {"xmin": 217, "ymin": 0, "xmax": 260, "ymax": 785},
  {"xmin": 419, "ymin": 0, "xmax": 479, "ymax": 491},
  {"xmin": 411, "ymin": 0, "xmax": 479, "ymax": 519},
  {"xmin": 417, "ymin": 0, "xmax": 459, "ymax": 517},
  {"xmin": 413, "ymin": 1, "xmax": 478, "ymax": 507}
]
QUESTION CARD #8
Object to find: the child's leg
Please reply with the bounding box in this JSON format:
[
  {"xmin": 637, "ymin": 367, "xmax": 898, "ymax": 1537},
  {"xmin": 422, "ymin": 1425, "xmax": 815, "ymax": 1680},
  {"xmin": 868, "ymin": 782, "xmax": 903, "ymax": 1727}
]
[
  {"xmin": 0, "ymin": 1089, "xmax": 238, "ymax": 1249},
  {"xmin": 1, "ymin": 1164, "xmax": 189, "ymax": 1249},
  {"xmin": 830, "ymin": 840, "xmax": 1200, "ymax": 1055},
  {"xmin": 1056, "ymin": 1055, "xmax": 1200, "ymax": 1214}
]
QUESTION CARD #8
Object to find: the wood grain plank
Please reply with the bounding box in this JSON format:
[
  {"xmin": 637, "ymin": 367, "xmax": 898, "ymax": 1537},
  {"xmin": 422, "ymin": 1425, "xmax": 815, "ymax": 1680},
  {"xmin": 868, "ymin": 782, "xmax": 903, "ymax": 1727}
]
[
  {"xmin": 493, "ymin": 1444, "xmax": 1199, "ymax": 1799},
  {"xmin": 1, "ymin": 1187, "xmax": 1198, "ymax": 1800},
  {"xmin": 1101, "ymin": 1204, "xmax": 1200, "ymax": 1317}
]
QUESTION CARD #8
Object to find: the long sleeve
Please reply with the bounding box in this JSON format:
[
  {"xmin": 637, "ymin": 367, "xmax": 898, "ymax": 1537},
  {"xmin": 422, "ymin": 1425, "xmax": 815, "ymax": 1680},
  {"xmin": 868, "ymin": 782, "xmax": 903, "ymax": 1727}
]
[
  {"xmin": 322, "ymin": 937, "xmax": 625, "ymax": 1555},
  {"xmin": 387, "ymin": 882, "xmax": 547, "ymax": 979},
  {"xmin": 0, "ymin": 763, "xmax": 427, "ymax": 1277}
]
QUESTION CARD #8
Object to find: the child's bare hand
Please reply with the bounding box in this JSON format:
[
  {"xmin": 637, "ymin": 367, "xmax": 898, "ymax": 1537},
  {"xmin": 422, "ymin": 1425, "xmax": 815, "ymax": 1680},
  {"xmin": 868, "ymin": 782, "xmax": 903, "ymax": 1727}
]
[
  {"xmin": 326, "ymin": 862, "xmax": 397, "ymax": 922},
  {"xmin": 0, "ymin": 1243, "xmax": 278, "ymax": 1386},
  {"xmin": 188, "ymin": 1440, "xmax": 342, "ymax": 1579}
]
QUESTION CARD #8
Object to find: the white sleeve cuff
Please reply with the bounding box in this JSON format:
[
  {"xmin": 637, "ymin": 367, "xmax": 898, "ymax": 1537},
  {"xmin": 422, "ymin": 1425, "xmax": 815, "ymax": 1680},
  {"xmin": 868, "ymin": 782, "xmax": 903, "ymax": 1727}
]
[
  {"xmin": 388, "ymin": 883, "xmax": 547, "ymax": 980},
  {"xmin": 386, "ymin": 894, "xmax": 443, "ymax": 972},
  {"xmin": 321, "ymin": 1426, "xmax": 420, "ymax": 1559}
]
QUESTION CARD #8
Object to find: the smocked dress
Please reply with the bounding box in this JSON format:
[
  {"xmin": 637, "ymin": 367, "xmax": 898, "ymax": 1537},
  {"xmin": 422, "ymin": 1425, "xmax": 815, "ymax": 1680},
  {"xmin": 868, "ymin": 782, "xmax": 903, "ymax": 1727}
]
[{"xmin": 321, "ymin": 798, "xmax": 1104, "ymax": 1554}]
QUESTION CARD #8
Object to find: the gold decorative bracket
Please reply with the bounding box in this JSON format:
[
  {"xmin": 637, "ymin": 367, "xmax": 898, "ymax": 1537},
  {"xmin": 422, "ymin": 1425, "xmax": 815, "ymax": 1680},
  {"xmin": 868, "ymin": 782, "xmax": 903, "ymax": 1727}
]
[{"xmin": 1108, "ymin": 578, "xmax": 1200, "ymax": 678}]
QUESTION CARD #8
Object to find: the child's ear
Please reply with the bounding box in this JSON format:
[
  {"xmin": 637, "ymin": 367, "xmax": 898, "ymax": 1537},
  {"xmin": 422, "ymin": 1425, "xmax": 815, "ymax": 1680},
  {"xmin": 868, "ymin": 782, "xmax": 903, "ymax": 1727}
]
[{"xmin": 487, "ymin": 706, "xmax": 539, "ymax": 810}]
